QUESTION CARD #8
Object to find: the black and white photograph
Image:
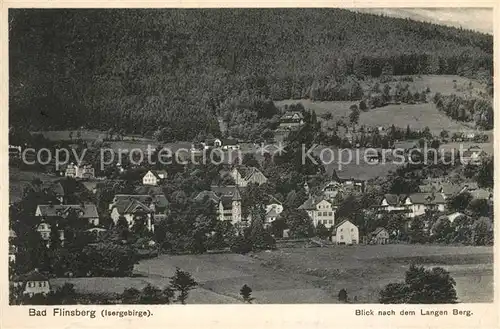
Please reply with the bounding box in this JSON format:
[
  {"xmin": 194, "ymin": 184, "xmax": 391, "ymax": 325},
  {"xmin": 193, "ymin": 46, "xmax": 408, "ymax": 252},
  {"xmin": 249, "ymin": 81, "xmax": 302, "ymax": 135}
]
[{"xmin": 7, "ymin": 8, "xmax": 494, "ymax": 307}]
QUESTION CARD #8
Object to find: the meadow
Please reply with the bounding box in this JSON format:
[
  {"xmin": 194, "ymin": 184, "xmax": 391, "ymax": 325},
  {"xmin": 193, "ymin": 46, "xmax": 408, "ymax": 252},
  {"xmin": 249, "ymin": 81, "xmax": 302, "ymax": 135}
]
[
  {"xmin": 51, "ymin": 244, "xmax": 493, "ymax": 304},
  {"xmin": 275, "ymin": 75, "xmax": 490, "ymax": 136}
]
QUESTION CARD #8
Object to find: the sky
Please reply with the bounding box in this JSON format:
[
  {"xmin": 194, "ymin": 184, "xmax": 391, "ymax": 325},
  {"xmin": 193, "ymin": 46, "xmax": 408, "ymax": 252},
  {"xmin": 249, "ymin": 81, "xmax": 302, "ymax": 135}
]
[{"xmin": 352, "ymin": 8, "xmax": 493, "ymax": 35}]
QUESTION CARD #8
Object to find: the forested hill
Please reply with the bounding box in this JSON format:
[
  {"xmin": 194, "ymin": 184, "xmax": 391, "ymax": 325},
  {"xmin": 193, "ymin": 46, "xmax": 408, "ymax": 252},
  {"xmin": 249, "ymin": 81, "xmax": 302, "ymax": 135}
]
[{"xmin": 9, "ymin": 9, "xmax": 493, "ymax": 141}]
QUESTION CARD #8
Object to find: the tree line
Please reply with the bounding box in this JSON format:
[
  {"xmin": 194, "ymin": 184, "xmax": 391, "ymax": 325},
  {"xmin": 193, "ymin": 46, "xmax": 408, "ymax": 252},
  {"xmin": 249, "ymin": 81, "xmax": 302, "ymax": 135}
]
[{"xmin": 9, "ymin": 9, "xmax": 492, "ymax": 141}]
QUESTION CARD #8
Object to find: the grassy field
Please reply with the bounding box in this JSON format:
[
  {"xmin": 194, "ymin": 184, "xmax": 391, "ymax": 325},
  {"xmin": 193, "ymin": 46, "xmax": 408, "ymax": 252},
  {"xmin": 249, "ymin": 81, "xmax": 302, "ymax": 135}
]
[
  {"xmin": 275, "ymin": 75, "xmax": 490, "ymax": 137},
  {"xmin": 9, "ymin": 167, "xmax": 59, "ymax": 203},
  {"xmin": 51, "ymin": 245, "xmax": 493, "ymax": 304}
]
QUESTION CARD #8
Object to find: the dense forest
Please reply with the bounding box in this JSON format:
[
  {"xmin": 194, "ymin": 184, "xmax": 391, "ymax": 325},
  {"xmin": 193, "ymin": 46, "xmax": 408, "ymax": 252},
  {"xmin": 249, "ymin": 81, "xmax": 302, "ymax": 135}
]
[{"xmin": 9, "ymin": 9, "xmax": 493, "ymax": 141}]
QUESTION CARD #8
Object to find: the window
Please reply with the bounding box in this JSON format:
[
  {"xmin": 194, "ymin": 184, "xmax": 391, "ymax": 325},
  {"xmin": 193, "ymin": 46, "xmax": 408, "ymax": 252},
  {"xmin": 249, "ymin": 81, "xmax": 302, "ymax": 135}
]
[
  {"xmin": 329, "ymin": 220, "xmax": 333, "ymax": 224},
  {"xmin": 340, "ymin": 235, "xmax": 344, "ymax": 239},
  {"xmin": 328, "ymin": 212, "xmax": 332, "ymax": 216},
  {"xmin": 340, "ymin": 228, "xmax": 343, "ymax": 232},
  {"xmin": 351, "ymin": 228, "xmax": 353, "ymax": 232},
  {"xmin": 39, "ymin": 282, "xmax": 43, "ymax": 287}
]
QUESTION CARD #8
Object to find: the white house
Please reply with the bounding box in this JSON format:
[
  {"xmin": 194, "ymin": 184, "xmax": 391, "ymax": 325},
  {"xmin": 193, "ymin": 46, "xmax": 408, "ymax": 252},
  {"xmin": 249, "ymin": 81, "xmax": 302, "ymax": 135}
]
[
  {"xmin": 265, "ymin": 196, "xmax": 283, "ymax": 225},
  {"xmin": 65, "ymin": 163, "xmax": 95, "ymax": 179},
  {"xmin": 142, "ymin": 170, "xmax": 168, "ymax": 186},
  {"xmin": 332, "ymin": 220, "xmax": 359, "ymax": 245},
  {"xmin": 404, "ymin": 193, "xmax": 446, "ymax": 218},
  {"xmin": 374, "ymin": 193, "xmax": 446, "ymax": 218},
  {"xmin": 298, "ymin": 196, "xmax": 336, "ymax": 228},
  {"xmin": 13, "ymin": 269, "xmax": 51, "ymax": 296}
]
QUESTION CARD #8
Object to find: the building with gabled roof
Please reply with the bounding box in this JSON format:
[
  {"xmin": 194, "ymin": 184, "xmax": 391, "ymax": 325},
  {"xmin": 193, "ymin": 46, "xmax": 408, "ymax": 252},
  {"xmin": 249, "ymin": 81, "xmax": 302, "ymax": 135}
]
[
  {"xmin": 369, "ymin": 227, "xmax": 390, "ymax": 244},
  {"xmin": 298, "ymin": 196, "xmax": 336, "ymax": 228},
  {"xmin": 12, "ymin": 269, "xmax": 51, "ymax": 296},
  {"xmin": 142, "ymin": 170, "xmax": 168, "ymax": 186},
  {"xmin": 374, "ymin": 192, "xmax": 446, "ymax": 219},
  {"xmin": 109, "ymin": 194, "xmax": 168, "ymax": 232},
  {"xmin": 331, "ymin": 219, "xmax": 359, "ymax": 245},
  {"xmin": 35, "ymin": 203, "xmax": 99, "ymax": 226},
  {"xmin": 230, "ymin": 166, "xmax": 268, "ymax": 187},
  {"xmin": 194, "ymin": 185, "xmax": 242, "ymax": 224}
]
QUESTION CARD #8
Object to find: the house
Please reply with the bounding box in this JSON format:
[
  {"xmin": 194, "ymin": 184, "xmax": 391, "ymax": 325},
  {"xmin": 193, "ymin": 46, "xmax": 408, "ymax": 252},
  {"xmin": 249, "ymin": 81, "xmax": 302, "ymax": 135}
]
[
  {"xmin": 320, "ymin": 181, "xmax": 342, "ymax": 200},
  {"xmin": 65, "ymin": 163, "xmax": 95, "ymax": 179},
  {"xmin": 194, "ymin": 186, "xmax": 242, "ymax": 224},
  {"xmin": 230, "ymin": 166, "xmax": 268, "ymax": 187},
  {"xmin": 331, "ymin": 220, "xmax": 359, "ymax": 245},
  {"xmin": 279, "ymin": 111, "xmax": 304, "ymax": 129},
  {"xmin": 331, "ymin": 171, "xmax": 366, "ymax": 192},
  {"xmin": 9, "ymin": 229, "xmax": 17, "ymax": 263},
  {"xmin": 374, "ymin": 194, "xmax": 408, "ymax": 217},
  {"xmin": 221, "ymin": 138, "xmax": 240, "ymax": 151},
  {"xmin": 35, "ymin": 204, "xmax": 100, "ymax": 226},
  {"xmin": 109, "ymin": 194, "xmax": 169, "ymax": 232},
  {"xmin": 142, "ymin": 170, "xmax": 168, "ymax": 186},
  {"xmin": 265, "ymin": 196, "xmax": 283, "ymax": 225},
  {"xmin": 298, "ymin": 196, "xmax": 336, "ymax": 228},
  {"xmin": 404, "ymin": 193, "xmax": 446, "ymax": 217},
  {"xmin": 12, "ymin": 269, "xmax": 51, "ymax": 296},
  {"xmin": 36, "ymin": 222, "xmax": 65, "ymax": 247},
  {"xmin": 461, "ymin": 146, "xmax": 487, "ymax": 165},
  {"xmin": 369, "ymin": 227, "xmax": 390, "ymax": 244},
  {"xmin": 203, "ymin": 138, "xmax": 222, "ymax": 149},
  {"xmin": 9, "ymin": 145, "xmax": 22, "ymax": 158},
  {"xmin": 439, "ymin": 211, "xmax": 466, "ymax": 224},
  {"xmin": 375, "ymin": 193, "xmax": 446, "ymax": 218},
  {"xmin": 470, "ymin": 188, "xmax": 493, "ymax": 201}
]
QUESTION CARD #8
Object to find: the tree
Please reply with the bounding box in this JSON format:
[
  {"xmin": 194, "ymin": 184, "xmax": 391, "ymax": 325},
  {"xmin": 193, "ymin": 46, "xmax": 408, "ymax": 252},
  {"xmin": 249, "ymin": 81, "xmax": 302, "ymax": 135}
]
[
  {"xmin": 315, "ymin": 223, "xmax": 330, "ymax": 240},
  {"xmin": 359, "ymin": 100, "xmax": 368, "ymax": 111},
  {"xmin": 476, "ymin": 157, "xmax": 493, "ymax": 188},
  {"xmin": 439, "ymin": 130, "xmax": 449, "ymax": 139},
  {"xmin": 169, "ymin": 267, "xmax": 198, "ymax": 304},
  {"xmin": 447, "ymin": 192, "xmax": 473, "ymax": 212},
  {"xmin": 281, "ymin": 209, "xmax": 314, "ymax": 238},
  {"xmin": 338, "ymin": 288, "xmax": 348, "ymax": 302},
  {"xmin": 240, "ymin": 284, "xmax": 254, "ymax": 303},
  {"xmin": 349, "ymin": 105, "xmax": 360, "ymax": 125},
  {"xmin": 379, "ymin": 264, "xmax": 457, "ymax": 303}
]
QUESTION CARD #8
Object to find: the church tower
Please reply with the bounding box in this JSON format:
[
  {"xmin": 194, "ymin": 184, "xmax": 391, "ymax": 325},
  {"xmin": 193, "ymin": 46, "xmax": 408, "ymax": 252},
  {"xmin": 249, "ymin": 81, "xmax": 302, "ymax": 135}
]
[{"xmin": 231, "ymin": 187, "xmax": 242, "ymax": 224}]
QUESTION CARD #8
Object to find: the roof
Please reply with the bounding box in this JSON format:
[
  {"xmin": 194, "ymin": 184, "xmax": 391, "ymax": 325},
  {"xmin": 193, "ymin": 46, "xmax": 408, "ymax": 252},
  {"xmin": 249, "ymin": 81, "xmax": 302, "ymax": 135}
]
[
  {"xmin": 36, "ymin": 204, "xmax": 99, "ymax": 218},
  {"xmin": 194, "ymin": 191, "xmax": 220, "ymax": 203},
  {"xmin": 266, "ymin": 208, "xmax": 280, "ymax": 218},
  {"xmin": 371, "ymin": 227, "xmax": 388, "ymax": 236},
  {"xmin": 146, "ymin": 170, "xmax": 168, "ymax": 179},
  {"xmin": 222, "ymin": 138, "xmax": 239, "ymax": 145},
  {"xmin": 112, "ymin": 194, "xmax": 168, "ymax": 214},
  {"xmin": 114, "ymin": 194, "xmax": 168, "ymax": 207},
  {"xmin": 134, "ymin": 185, "xmax": 164, "ymax": 195},
  {"xmin": 13, "ymin": 269, "xmax": 49, "ymax": 282},
  {"xmin": 383, "ymin": 194, "xmax": 403, "ymax": 206},
  {"xmin": 333, "ymin": 219, "xmax": 356, "ymax": 231},
  {"xmin": 406, "ymin": 193, "xmax": 446, "ymax": 205},
  {"xmin": 298, "ymin": 196, "xmax": 331, "ymax": 210},
  {"xmin": 280, "ymin": 111, "xmax": 304, "ymax": 120},
  {"xmin": 235, "ymin": 166, "xmax": 265, "ymax": 181},
  {"xmin": 209, "ymin": 185, "xmax": 242, "ymax": 206},
  {"xmin": 267, "ymin": 195, "xmax": 282, "ymax": 205},
  {"xmin": 470, "ymin": 189, "xmax": 493, "ymax": 200}
]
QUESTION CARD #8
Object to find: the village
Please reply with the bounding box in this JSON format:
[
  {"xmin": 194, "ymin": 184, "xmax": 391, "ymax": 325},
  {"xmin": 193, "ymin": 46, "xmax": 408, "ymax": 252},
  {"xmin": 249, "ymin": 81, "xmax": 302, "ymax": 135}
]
[{"xmin": 8, "ymin": 103, "xmax": 494, "ymax": 302}]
